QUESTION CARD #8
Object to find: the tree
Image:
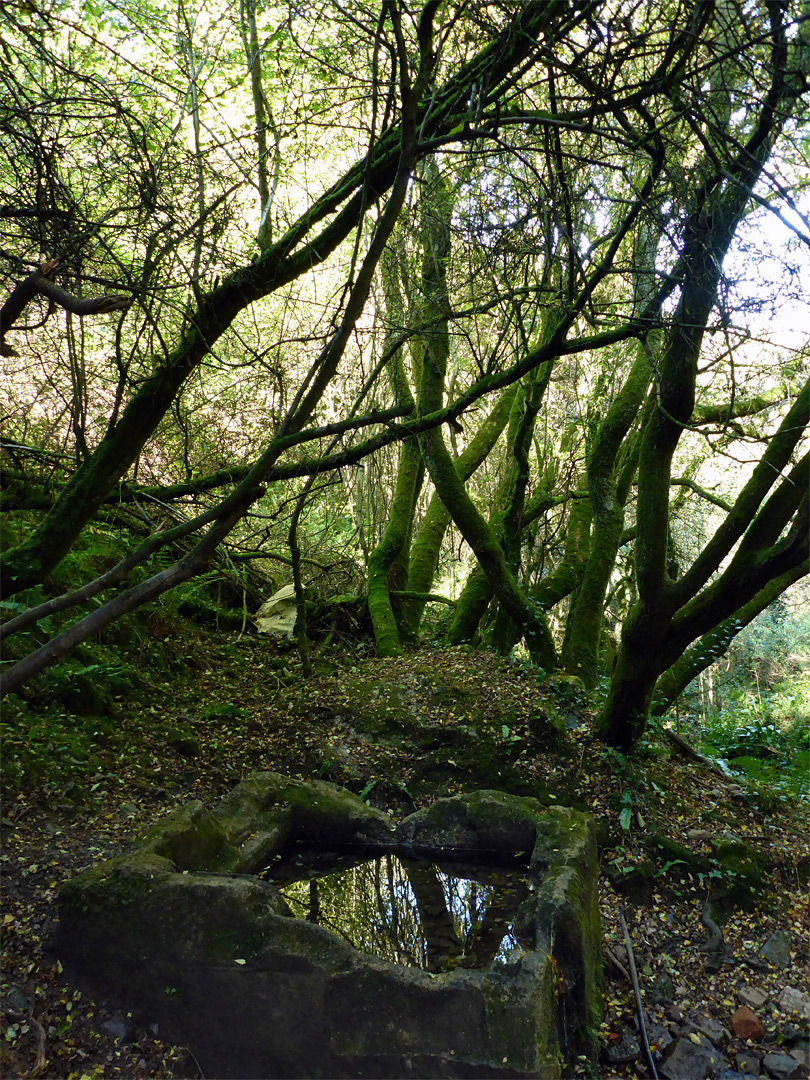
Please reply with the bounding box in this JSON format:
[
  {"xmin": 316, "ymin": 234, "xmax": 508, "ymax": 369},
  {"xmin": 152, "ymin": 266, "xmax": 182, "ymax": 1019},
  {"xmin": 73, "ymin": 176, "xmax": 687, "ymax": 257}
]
[{"xmin": 2, "ymin": 0, "xmax": 808, "ymax": 752}]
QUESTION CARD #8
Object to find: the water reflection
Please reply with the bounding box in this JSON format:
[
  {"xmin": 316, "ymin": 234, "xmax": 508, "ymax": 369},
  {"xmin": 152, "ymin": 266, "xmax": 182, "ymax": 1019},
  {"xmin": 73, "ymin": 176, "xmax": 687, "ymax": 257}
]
[{"xmin": 264, "ymin": 853, "xmax": 532, "ymax": 973}]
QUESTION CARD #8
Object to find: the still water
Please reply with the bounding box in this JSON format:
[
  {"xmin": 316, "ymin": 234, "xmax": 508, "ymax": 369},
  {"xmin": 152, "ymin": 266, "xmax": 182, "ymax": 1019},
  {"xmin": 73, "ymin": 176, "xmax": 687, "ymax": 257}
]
[{"xmin": 263, "ymin": 851, "xmax": 532, "ymax": 973}]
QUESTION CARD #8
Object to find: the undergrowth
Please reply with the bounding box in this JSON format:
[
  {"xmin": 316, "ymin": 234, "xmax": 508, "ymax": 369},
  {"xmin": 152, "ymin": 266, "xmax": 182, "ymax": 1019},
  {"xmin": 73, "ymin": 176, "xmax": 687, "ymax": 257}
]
[
  {"xmin": 696, "ymin": 677, "xmax": 810, "ymax": 806},
  {"xmin": 2, "ymin": 511, "xmax": 808, "ymax": 812},
  {"xmin": 0, "ymin": 511, "xmax": 261, "ymax": 799}
]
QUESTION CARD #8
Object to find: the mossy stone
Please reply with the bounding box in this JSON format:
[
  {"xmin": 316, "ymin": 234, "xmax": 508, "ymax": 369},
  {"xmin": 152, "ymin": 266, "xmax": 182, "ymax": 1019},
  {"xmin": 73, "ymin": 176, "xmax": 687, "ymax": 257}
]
[
  {"xmin": 57, "ymin": 777, "xmax": 602, "ymax": 1077},
  {"xmin": 529, "ymin": 805, "xmax": 604, "ymax": 1063},
  {"xmin": 166, "ymin": 726, "xmax": 201, "ymax": 757},
  {"xmin": 399, "ymin": 789, "xmax": 544, "ymax": 858},
  {"xmin": 709, "ymin": 835, "xmax": 765, "ymax": 908},
  {"xmin": 213, "ymin": 772, "xmax": 396, "ymax": 857},
  {"xmin": 140, "ymin": 801, "xmax": 239, "ymax": 872},
  {"xmin": 604, "ymin": 857, "xmax": 656, "ymax": 901},
  {"xmin": 645, "ymin": 831, "xmax": 707, "ymax": 881}
]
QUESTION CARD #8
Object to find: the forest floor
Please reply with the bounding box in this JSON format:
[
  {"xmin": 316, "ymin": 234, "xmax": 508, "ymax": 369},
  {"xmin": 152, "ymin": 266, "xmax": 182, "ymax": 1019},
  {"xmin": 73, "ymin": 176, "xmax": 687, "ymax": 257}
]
[{"xmin": 1, "ymin": 632, "xmax": 808, "ymax": 1079}]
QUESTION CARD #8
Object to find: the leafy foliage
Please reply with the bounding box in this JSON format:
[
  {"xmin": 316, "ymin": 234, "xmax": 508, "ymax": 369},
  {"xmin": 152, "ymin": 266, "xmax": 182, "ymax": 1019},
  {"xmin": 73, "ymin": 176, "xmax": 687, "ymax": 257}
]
[{"xmin": 696, "ymin": 677, "xmax": 810, "ymax": 804}]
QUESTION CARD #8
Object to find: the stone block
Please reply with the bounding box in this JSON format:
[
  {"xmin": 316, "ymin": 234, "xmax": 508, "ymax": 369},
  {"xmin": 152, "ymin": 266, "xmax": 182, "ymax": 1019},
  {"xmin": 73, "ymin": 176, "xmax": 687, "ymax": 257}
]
[{"xmin": 55, "ymin": 775, "xmax": 603, "ymax": 1079}]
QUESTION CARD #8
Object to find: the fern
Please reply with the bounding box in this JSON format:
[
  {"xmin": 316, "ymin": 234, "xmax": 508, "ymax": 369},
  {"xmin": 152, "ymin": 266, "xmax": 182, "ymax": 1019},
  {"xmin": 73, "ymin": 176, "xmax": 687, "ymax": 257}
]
[{"xmin": 727, "ymin": 753, "xmax": 809, "ymax": 801}]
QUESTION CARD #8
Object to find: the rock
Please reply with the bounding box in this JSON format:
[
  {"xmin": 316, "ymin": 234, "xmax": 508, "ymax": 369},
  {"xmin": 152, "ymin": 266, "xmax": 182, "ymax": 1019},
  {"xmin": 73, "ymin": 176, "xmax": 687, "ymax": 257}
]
[
  {"xmin": 760, "ymin": 931, "xmax": 791, "ymax": 970},
  {"xmin": 659, "ymin": 1034, "xmax": 731, "ymax": 1079},
  {"xmin": 739, "ymin": 986, "xmax": 769, "ymax": 1011},
  {"xmin": 651, "ymin": 973, "xmax": 676, "ymax": 1004},
  {"xmin": 218, "ymin": 772, "xmax": 396, "ymax": 870},
  {"xmin": 642, "ymin": 1017, "xmax": 674, "ymax": 1056},
  {"xmin": 56, "ymin": 776, "xmax": 603, "ymax": 1079},
  {"xmin": 777, "ymin": 987, "xmax": 810, "ymax": 1021},
  {"xmin": 666, "ymin": 1004, "xmax": 684, "ymax": 1023},
  {"xmin": 788, "ymin": 1042, "xmax": 809, "ymax": 1072},
  {"xmin": 603, "ymin": 1030, "xmax": 640, "ymax": 1064},
  {"xmin": 4, "ymin": 986, "xmax": 30, "ymax": 1013},
  {"xmin": 761, "ymin": 1052, "xmax": 805, "ymax": 1079},
  {"xmin": 397, "ymin": 788, "xmax": 543, "ymax": 857},
  {"xmin": 686, "ymin": 829, "xmax": 712, "ymax": 841},
  {"xmin": 731, "ymin": 1006, "xmax": 765, "ymax": 1041},
  {"xmin": 714, "ymin": 1072, "xmax": 752, "ymax": 1079},
  {"xmin": 733, "ymin": 1050, "xmax": 762, "ymax": 1075},
  {"xmin": 100, "ymin": 1013, "xmax": 133, "ymax": 1041},
  {"xmin": 684, "ymin": 1011, "xmax": 729, "ymax": 1047}
]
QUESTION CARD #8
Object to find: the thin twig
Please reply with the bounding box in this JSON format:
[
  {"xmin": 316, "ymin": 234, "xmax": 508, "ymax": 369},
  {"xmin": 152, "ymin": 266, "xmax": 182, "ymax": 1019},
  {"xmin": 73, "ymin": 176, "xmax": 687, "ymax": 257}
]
[
  {"xmin": 619, "ymin": 907, "xmax": 659, "ymax": 1080},
  {"xmin": 17, "ymin": 1014, "xmax": 48, "ymax": 1078},
  {"xmin": 604, "ymin": 944, "xmax": 630, "ymax": 982},
  {"xmin": 176, "ymin": 1044, "xmax": 206, "ymax": 1079}
]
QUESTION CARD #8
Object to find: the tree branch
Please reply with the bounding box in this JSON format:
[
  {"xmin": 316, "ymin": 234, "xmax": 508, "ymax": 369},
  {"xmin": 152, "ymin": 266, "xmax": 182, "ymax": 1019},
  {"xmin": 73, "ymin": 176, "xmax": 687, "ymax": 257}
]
[{"xmin": 0, "ymin": 261, "xmax": 130, "ymax": 355}]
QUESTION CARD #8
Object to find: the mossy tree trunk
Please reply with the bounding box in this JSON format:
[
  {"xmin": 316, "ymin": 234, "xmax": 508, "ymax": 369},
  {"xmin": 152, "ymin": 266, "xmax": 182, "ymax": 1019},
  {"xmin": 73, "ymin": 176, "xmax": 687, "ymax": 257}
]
[
  {"xmin": 519, "ymin": 409, "xmax": 596, "ymax": 626},
  {"xmin": 488, "ymin": 363, "xmax": 553, "ymax": 652},
  {"xmin": 367, "ymin": 245, "xmax": 424, "ymax": 657},
  {"xmin": 651, "ymin": 563, "xmax": 809, "ymax": 716},
  {"xmin": 447, "ymin": 563, "xmax": 494, "ymax": 645},
  {"xmin": 401, "ymin": 384, "xmax": 518, "ymax": 642},
  {"xmin": 367, "ymin": 441, "xmax": 424, "ymax": 656},
  {"xmin": 448, "ymin": 385, "xmax": 528, "ymax": 647},
  {"xmin": 596, "ymin": 15, "xmax": 810, "ymax": 747},
  {"xmin": 601, "ymin": 330, "xmax": 809, "ymax": 750},
  {"xmin": 533, "ymin": 492, "xmax": 592, "ymax": 612},
  {"xmin": 560, "ymin": 217, "xmax": 658, "ymax": 686},
  {"xmin": 448, "ymin": 380, "xmax": 591, "ymax": 652},
  {"xmin": 288, "ymin": 484, "xmax": 314, "ymax": 678},
  {"xmin": 420, "ymin": 423, "xmax": 558, "ymax": 668},
  {"xmin": 413, "ymin": 161, "xmax": 558, "ymax": 668}
]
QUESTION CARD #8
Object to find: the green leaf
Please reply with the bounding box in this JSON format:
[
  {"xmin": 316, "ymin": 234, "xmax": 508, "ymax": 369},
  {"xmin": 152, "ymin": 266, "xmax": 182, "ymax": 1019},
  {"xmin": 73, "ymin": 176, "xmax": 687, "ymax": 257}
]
[
  {"xmin": 359, "ymin": 779, "xmax": 378, "ymax": 801},
  {"xmin": 619, "ymin": 806, "xmax": 632, "ymax": 831},
  {"xmin": 659, "ymin": 859, "xmax": 686, "ymax": 874}
]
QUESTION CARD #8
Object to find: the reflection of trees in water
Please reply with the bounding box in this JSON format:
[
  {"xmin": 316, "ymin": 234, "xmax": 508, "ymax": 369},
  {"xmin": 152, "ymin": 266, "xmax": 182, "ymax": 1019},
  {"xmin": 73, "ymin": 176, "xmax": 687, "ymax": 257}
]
[
  {"xmin": 280, "ymin": 857, "xmax": 529, "ymax": 972},
  {"xmin": 402, "ymin": 859, "xmax": 463, "ymax": 972}
]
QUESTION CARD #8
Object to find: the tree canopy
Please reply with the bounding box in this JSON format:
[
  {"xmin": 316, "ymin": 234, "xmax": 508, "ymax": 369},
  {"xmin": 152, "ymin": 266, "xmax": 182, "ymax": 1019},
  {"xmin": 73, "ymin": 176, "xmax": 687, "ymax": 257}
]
[{"xmin": 1, "ymin": 0, "xmax": 808, "ymax": 750}]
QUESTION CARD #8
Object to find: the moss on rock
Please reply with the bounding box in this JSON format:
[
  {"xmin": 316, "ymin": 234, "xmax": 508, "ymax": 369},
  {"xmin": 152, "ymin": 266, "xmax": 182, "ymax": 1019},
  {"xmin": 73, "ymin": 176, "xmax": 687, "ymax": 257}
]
[
  {"xmin": 56, "ymin": 777, "xmax": 602, "ymax": 1078},
  {"xmin": 398, "ymin": 789, "xmax": 544, "ymax": 859},
  {"xmin": 645, "ymin": 831, "xmax": 707, "ymax": 882},
  {"xmin": 709, "ymin": 835, "xmax": 766, "ymax": 908},
  {"xmin": 139, "ymin": 801, "xmax": 240, "ymax": 872}
]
